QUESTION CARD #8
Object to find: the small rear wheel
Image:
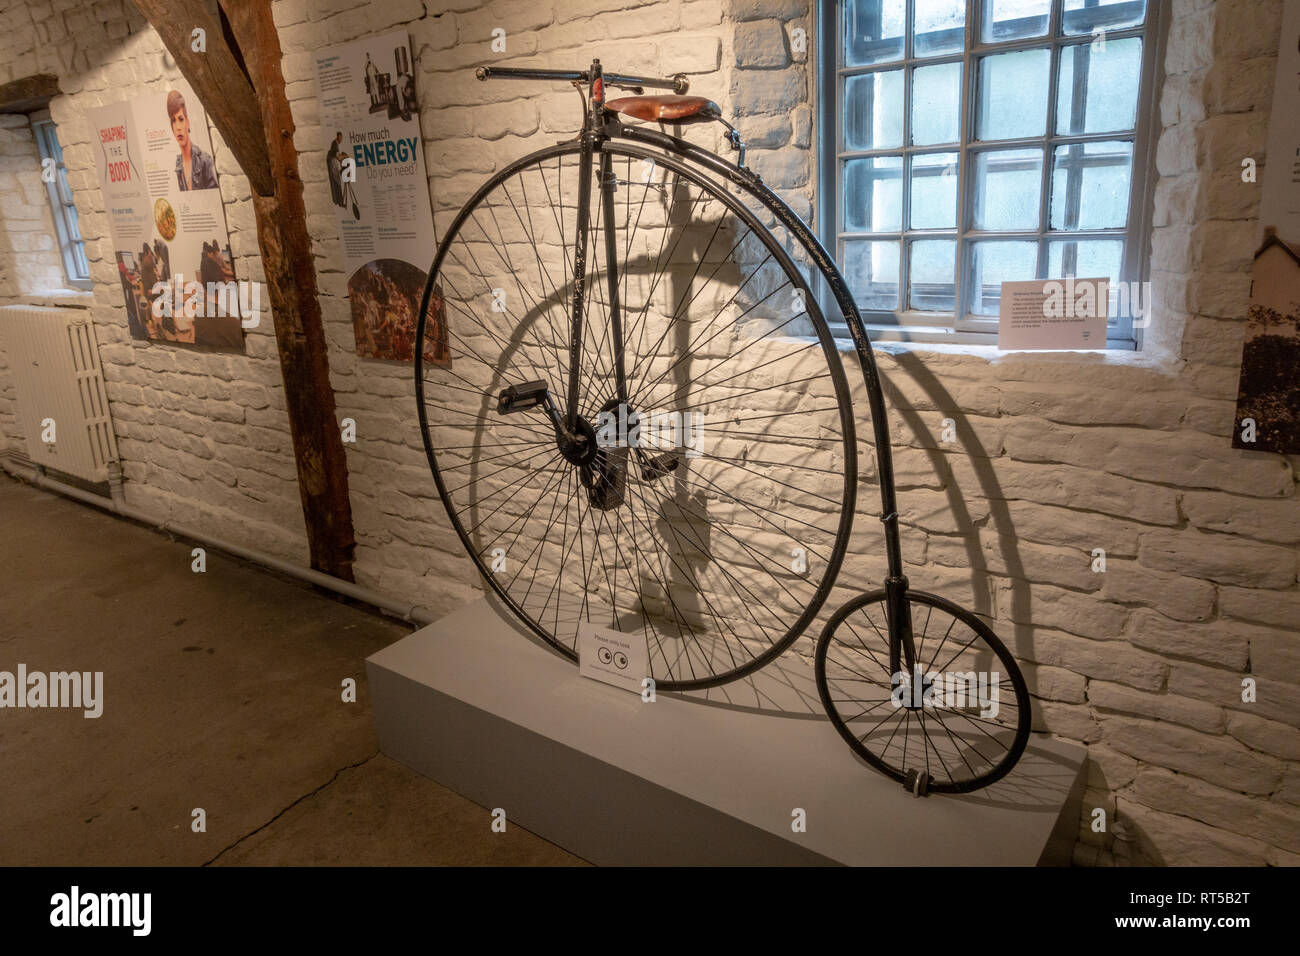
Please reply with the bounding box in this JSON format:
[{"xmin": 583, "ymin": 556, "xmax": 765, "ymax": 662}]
[{"xmin": 814, "ymin": 589, "xmax": 1031, "ymax": 794}]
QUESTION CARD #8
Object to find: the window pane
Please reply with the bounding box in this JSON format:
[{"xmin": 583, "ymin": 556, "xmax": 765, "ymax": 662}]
[
  {"xmin": 56, "ymin": 168, "xmax": 75, "ymax": 205},
  {"xmin": 1047, "ymin": 239, "xmax": 1123, "ymax": 286},
  {"xmin": 911, "ymin": 61, "xmax": 961, "ymax": 146},
  {"xmin": 909, "ymin": 151, "xmax": 958, "ymax": 229},
  {"xmin": 1050, "ymin": 141, "xmax": 1133, "ymax": 229},
  {"xmin": 976, "ymin": 49, "xmax": 1050, "ymax": 140},
  {"xmin": 969, "ymin": 240, "xmax": 1038, "ymax": 314},
  {"xmin": 844, "ymin": 156, "xmax": 903, "ymax": 232},
  {"xmin": 1062, "ymin": 0, "xmax": 1147, "ymax": 35},
  {"xmin": 845, "ymin": 70, "xmax": 904, "ymax": 150},
  {"xmin": 1056, "ymin": 38, "xmax": 1142, "ymax": 134},
  {"xmin": 914, "ymin": 0, "xmax": 965, "ymax": 56},
  {"xmin": 910, "ymin": 239, "xmax": 957, "ymax": 311},
  {"xmin": 982, "ymin": 0, "xmax": 1051, "ymax": 42},
  {"xmin": 65, "ymin": 203, "xmax": 82, "ymax": 241},
  {"xmin": 1048, "ymin": 239, "xmax": 1127, "ymax": 326},
  {"xmin": 973, "ymin": 148, "xmax": 1043, "ymax": 230},
  {"xmin": 73, "ymin": 241, "xmax": 89, "ymax": 280},
  {"xmin": 844, "ymin": 239, "xmax": 900, "ymax": 310},
  {"xmin": 844, "ymin": 0, "xmax": 905, "ymax": 66}
]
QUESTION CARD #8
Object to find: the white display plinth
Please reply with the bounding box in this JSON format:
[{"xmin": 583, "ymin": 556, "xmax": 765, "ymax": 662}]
[{"xmin": 367, "ymin": 597, "xmax": 1087, "ymax": 866}]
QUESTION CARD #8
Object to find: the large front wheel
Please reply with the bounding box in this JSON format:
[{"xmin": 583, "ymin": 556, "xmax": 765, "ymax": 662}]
[{"xmin": 416, "ymin": 139, "xmax": 858, "ymax": 690}]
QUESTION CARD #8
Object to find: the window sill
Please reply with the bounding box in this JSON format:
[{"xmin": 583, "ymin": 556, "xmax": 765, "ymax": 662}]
[
  {"xmin": 832, "ymin": 334, "xmax": 1170, "ymax": 373},
  {"xmin": 19, "ymin": 289, "xmax": 94, "ymax": 309}
]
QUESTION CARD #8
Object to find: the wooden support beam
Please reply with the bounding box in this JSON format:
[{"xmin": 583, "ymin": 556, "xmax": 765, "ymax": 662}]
[
  {"xmin": 0, "ymin": 73, "xmax": 60, "ymax": 113},
  {"xmin": 132, "ymin": 0, "xmax": 356, "ymax": 581}
]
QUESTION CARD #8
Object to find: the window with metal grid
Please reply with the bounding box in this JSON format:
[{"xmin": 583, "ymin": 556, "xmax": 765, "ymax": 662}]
[
  {"xmin": 32, "ymin": 113, "xmax": 92, "ymax": 292},
  {"xmin": 817, "ymin": 0, "xmax": 1161, "ymax": 348}
]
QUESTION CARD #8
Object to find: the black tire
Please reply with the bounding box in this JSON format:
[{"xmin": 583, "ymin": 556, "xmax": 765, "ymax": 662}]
[
  {"xmin": 814, "ymin": 589, "xmax": 1031, "ymax": 793},
  {"xmin": 416, "ymin": 138, "xmax": 858, "ymax": 690}
]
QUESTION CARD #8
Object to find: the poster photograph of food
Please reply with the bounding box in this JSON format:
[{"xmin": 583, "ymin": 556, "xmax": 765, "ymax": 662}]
[
  {"xmin": 89, "ymin": 80, "xmax": 243, "ymax": 352},
  {"xmin": 314, "ymin": 30, "xmax": 449, "ymax": 366}
]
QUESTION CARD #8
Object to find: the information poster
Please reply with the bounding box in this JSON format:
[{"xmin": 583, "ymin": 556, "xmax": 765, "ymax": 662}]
[
  {"xmin": 314, "ymin": 30, "xmax": 449, "ymax": 365},
  {"xmin": 1232, "ymin": 0, "xmax": 1300, "ymax": 454},
  {"xmin": 88, "ymin": 80, "xmax": 243, "ymax": 351},
  {"xmin": 1255, "ymin": 0, "xmax": 1300, "ymax": 244}
]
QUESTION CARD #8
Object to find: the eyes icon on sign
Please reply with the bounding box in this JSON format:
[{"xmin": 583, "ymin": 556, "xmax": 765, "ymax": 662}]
[{"xmin": 597, "ymin": 647, "xmax": 629, "ymax": 669}]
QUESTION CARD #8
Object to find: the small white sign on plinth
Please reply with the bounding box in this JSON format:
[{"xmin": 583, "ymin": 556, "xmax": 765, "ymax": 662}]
[{"xmin": 577, "ymin": 622, "xmax": 650, "ymax": 694}]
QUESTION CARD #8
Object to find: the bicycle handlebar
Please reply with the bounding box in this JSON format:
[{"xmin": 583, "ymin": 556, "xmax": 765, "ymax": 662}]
[{"xmin": 475, "ymin": 65, "xmax": 689, "ymax": 95}]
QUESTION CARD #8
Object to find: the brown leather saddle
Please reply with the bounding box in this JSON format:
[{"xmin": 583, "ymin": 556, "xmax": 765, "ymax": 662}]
[{"xmin": 604, "ymin": 94, "xmax": 721, "ymax": 124}]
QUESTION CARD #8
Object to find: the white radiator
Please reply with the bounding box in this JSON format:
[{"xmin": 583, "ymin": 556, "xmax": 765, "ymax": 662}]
[{"xmin": 0, "ymin": 305, "xmax": 119, "ymax": 483}]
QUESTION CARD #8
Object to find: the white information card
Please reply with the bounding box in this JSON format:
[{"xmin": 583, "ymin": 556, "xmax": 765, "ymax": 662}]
[
  {"xmin": 577, "ymin": 622, "xmax": 651, "ymax": 695},
  {"xmin": 998, "ymin": 277, "xmax": 1109, "ymax": 350}
]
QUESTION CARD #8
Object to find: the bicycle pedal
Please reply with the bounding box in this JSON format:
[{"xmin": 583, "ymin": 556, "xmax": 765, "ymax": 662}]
[
  {"xmin": 640, "ymin": 452, "xmax": 679, "ymax": 481},
  {"xmin": 497, "ymin": 380, "xmax": 549, "ymax": 415},
  {"xmin": 904, "ymin": 769, "xmax": 931, "ymax": 798}
]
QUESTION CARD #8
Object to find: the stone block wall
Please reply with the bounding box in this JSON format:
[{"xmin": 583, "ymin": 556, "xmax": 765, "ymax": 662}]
[{"xmin": 0, "ymin": 0, "xmax": 1295, "ymax": 865}]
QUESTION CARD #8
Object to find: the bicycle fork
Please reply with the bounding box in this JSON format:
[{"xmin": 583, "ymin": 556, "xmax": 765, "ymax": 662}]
[{"xmin": 887, "ymin": 574, "xmax": 922, "ymax": 699}]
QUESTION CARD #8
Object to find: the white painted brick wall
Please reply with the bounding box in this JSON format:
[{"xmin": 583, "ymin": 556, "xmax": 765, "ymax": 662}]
[
  {"xmin": 0, "ymin": 0, "xmax": 1295, "ymax": 866},
  {"xmin": 0, "ymin": 108, "xmax": 69, "ymax": 447}
]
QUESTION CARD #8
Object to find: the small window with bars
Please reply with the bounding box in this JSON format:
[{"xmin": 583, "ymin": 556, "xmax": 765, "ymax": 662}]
[
  {"xmin": 818, "ymin": 0, "xmax": 1160, "ymax": 347},
  {"xmin": 32, "ymin": 112, "xmax": 91, "ymax": 291}
]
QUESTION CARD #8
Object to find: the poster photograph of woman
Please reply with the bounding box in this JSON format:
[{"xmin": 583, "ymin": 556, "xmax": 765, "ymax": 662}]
[{"xmin": 167, "ymin": 89, "xmax": 218, "ymax": 191}]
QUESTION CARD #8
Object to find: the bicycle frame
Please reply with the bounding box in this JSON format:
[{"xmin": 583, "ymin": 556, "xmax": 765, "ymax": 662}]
[{"xmin": 479, "ymin": 60, "xmax": 921, "ymax": 675}]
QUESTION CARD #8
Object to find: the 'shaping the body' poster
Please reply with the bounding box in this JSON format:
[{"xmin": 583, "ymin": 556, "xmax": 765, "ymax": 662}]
[
  {"xmin": 88, "ymin": 80, "xmax": 243, "ymax": 351},
  {"xmin": 314, "ymin": 30, "xmax": 449, "ymax": 365}
]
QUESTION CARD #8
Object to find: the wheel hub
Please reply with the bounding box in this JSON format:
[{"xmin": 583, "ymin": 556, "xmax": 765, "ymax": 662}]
[{"xmin": 557, "ymin": 414, "xmax": 599, "ymax": 466}]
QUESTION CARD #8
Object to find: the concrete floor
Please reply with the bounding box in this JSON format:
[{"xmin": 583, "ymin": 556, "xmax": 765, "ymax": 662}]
[{"xmin": 0, "ymin": 476, "xmax": 583, "ymax": 866}]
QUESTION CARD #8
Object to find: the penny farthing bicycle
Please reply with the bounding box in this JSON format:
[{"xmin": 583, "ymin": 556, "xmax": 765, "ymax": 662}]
[{"xmin": 415, "ymin": 61, "xmax": 1030, "ymax": 795}]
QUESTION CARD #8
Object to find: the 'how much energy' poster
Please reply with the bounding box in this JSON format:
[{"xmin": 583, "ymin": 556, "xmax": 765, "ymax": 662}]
[{"xmin": 314, "ymin": 29, "xmax": 449, "ymax": 365}]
